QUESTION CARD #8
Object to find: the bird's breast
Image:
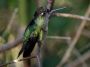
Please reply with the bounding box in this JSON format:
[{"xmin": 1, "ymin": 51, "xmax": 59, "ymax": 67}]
[{"xmin": 35, "ymin": 16, "xmax": 44, "ymax": 27}]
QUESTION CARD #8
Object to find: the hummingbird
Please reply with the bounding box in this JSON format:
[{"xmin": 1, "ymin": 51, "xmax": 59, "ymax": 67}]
[{"xmin": 17, "ymin": 7, "xmax": 46, "ymax": 58}]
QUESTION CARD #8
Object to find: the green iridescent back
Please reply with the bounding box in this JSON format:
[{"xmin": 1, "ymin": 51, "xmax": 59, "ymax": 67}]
[{"xmin": 23, "ymin": 15, "xmax": 45, "ymax": 45}]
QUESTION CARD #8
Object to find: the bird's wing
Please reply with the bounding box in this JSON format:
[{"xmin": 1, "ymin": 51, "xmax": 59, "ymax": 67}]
[
  {"xmin": 23, "ymin": 34, "xmax": 39, "ymax": 57},
  {"xmin": 17, "ymin": 19, "xmax": 35, "ymax": 58},
  {"xmin": 18, "ymin": 27, "xmax": 39, "ymax": 58}
]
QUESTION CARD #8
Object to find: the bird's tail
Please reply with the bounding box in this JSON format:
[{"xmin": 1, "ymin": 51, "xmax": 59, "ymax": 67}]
[{"xmin": 17, "ymin": 45, "xmax": 24, "ymax": 58}]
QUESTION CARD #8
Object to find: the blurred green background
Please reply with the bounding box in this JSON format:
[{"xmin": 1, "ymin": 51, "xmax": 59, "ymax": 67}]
[{"xmin": 0, "ymin": 0, "xmax": 90, "ymax": 67}]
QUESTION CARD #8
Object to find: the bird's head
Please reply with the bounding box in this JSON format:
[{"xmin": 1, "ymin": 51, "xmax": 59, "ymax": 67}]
[{"xmin": 34, "ymin": 7, "xmax": 46, "ymax": 17}]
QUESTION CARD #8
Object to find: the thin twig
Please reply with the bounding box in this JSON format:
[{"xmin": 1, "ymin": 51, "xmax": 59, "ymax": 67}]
[
  {"xmin": 36, "ymin": 54, "xmax": 41, "ymax": 67},
  {"xmin": 0, "ymin": 26, "xmax": 23, "ymax": 53},
  {"xmin": 0, "ymin": 35, "xmax": 70, "ymax": 53},
  {"xmin": 66, "ymin": 38, "xmax": 88, "ymax": 67},
  {"xmin": 34, "ymin": 0, "xmax": 55, "ymax": 67},
  {"xmin": 35, "ymin": 0, "xmax": 55, "ymax": 66},
  {"xmin": 57, "ymin": 5, "xmax": 90, "ymax": 67},
  {"xmin": 0, "ymin": 56, "xmax": 36, "ymax": 67},
  {"xmin": 4, "ymin": 8, "xmax": 18, "ymax": 33},
  {"xmin": 46, "ymin": 0, "xmax": 55, "ymax": 11},
  {"xmin": 47, "ymin": 36, "xmax": 71, "ymax": 40},
  {"xmin": 50, "ymin": 7, "xmax": 66, "ymax": 14},
  {"xmin": 40, "ymin": 0, "xmax": 55, "ymax": 67},
  {"xmin": 72, "ymin": 49, "xmax": 88, "ymax": 67},
  {"xmin": 36, "ymin": 41, "xmax": 42, "ymax": 67},
  {"xmin": 0, "ymin": 36, "xmax": 23, "ymax": 52},
  {"xmin": 54, "ymin": 13, "xmax": 90, "ymax": 22},
  {"xmin": 67, "ymin": 51, "xmax": 90, "ymax": 67}
]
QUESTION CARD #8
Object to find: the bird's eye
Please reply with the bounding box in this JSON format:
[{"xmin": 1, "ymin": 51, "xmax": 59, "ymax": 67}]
[{"xmin": 41, "ymin": 12, "xmax": 44, "ymax": 15}]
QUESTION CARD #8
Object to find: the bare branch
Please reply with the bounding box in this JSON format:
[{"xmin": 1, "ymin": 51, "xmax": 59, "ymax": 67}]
[
  {"xmin": 0, "ymin": 36, "xmax": 23, "ymax": 53},
  {"xmin": 67, "ymin": 51, "xmax": 90, "ymax": 67},
  {"xmin": 6, "ymin": 8, "xmax": 18, "ymax": 32},
  {"xmin": 0, "ymin": 56, "xmax": 36, "ymax": 67},
  {"xmin": 36, "ymin": 54, "xmax": 42, "ymax": 67},
  {"xmin": 36, "ymin": 41, "xmax": 42, "ymax": 67},
  {"xmin": 71, "ymin": 49, "xmax": 88, "ymax": 67},
  {"xmin": 47, "ymin": 36, "xmax": 71, "ymax": 40},
  {"xmin": 50, "ymin": 7, "xmax": 66, "ymax": 14},
  {"xmin": 66, "ymin": 38, "xmax": 88, "ymax": 67},
  {"xmin": 0, "ymin": 35, "xmax": 70, "ymax": 53},
  {"xmin": 43, "ymin": 0, "xmax": 55, "ymax": 45},
  {"xmin": 57, "ymin": 5, "xmax": 90, "ymax": 67},
  {"xmin": 35, "ymin": 0, "xmax": 55, "ymax": 67},
  {"xmin": 54, "ymin": 13, "xmax": 90, "ymax": 22},
  {"xmin": 47, "ymin": 0, "xmax": 55, "ymax": 11}
]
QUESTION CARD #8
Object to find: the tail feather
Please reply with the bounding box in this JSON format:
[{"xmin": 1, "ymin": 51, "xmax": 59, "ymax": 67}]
[
  {"xmin": 23, "ymin": 35, "xmax": 39, "ymax": 57},
  {"xmin": 17, "ymin": 33, "xmax": 39, "ymax": 58},
  {"xmin": 17, "ymin": 45, "xmax": 24, "ymax": 58}
]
